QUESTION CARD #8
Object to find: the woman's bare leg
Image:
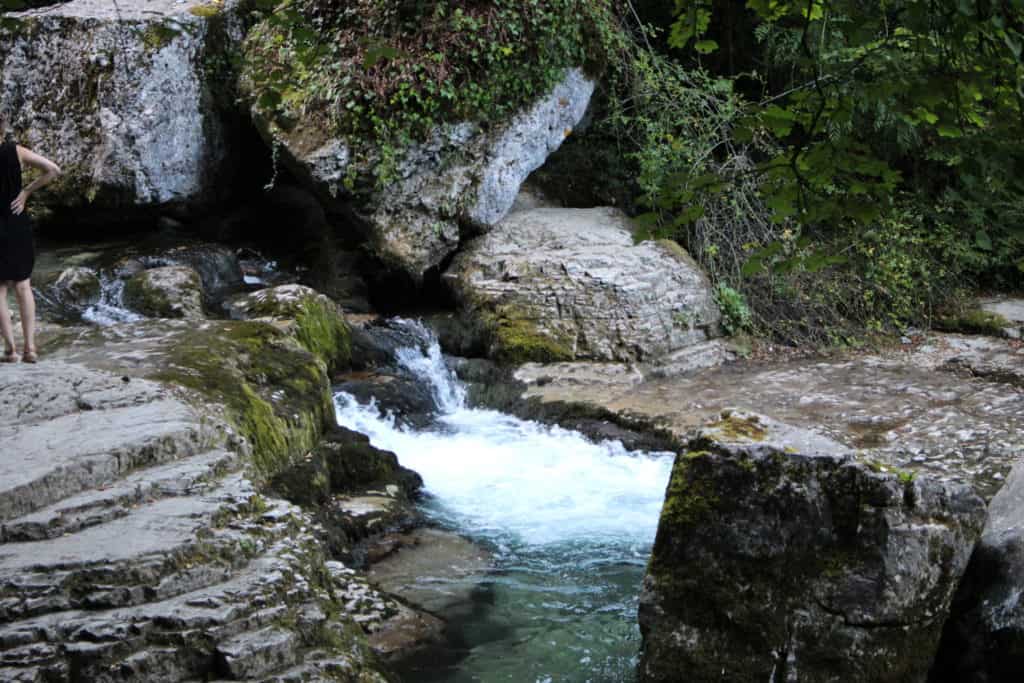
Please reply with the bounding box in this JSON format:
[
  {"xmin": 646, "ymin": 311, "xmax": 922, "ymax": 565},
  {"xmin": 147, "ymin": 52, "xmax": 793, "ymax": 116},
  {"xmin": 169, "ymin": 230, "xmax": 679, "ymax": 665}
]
[
  {"xmin": 0, "ymin": 282, "xmax": 15, "ymax": 354},
  {"xmin": 14, "ymin": 279, "xmax": 35, "ymax": 354}
]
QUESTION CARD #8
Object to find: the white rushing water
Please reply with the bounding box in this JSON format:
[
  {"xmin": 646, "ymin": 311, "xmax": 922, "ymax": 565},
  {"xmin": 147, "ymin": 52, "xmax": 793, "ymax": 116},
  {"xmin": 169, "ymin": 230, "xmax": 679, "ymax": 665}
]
[
  {"xmin": 334, "ymin": 322, "xmax": 672, "ymax": 548},
  {"xmin": 81, "ymin": 274, "xmax": 143, "ymax": 326},
  {"xmin": 333, "ymin": 320, "xmax": 675, "ymax": 682}
]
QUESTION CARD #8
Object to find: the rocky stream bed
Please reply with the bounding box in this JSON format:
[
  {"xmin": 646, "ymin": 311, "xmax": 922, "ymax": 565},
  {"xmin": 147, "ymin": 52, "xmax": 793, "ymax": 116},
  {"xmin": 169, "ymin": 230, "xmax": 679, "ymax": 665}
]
[{"xmin": 3, "ymin": 2, "xmax": 1024, "ymax": 677}]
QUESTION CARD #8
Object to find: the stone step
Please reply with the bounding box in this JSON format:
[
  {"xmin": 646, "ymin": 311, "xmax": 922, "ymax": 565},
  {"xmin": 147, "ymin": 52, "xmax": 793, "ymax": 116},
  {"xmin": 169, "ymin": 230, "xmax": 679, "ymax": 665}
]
[
  {"xmin": 0, "ymin": 533, "xmax": 393, "ymax": 682},
  {"xmin": 0, "ymin": 473, "xmax": 298, "ymax": 623},
  {"xmin": 0, "ymin": 399, "xmax": 227, "ymax": 524},
  {"xmin": 1, "ymin": 449, "xmax": 240, "ymax": 543}
]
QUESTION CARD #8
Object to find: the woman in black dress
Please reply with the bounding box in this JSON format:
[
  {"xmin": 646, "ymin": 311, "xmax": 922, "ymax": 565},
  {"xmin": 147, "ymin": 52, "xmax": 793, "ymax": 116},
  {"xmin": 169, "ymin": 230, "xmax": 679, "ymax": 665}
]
[{"xmin": 0, "ymin": 115, "xmax": 61, "ymax": 363}]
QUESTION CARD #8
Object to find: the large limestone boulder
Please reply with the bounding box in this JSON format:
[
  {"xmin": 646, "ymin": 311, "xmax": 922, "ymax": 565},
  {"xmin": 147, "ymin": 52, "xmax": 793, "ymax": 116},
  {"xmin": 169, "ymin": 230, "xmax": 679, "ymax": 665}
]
[
  {"xmin": 444, "ymin": 207, "xmax": 722, "ymax": 363},
  {"xmin": 123, "ymin": 265, "xmax": 205, "ymax": 319},
  {"xmin": 246, "ymin": 67, "xmax": 594, "ymax": 282},
  {"xmin": 638, "ymin": 411, "xmax": 986, "ymax": 683},
  {"xmin": 0, "ymin": 0, "xmax": 245, "ymax": 213}
]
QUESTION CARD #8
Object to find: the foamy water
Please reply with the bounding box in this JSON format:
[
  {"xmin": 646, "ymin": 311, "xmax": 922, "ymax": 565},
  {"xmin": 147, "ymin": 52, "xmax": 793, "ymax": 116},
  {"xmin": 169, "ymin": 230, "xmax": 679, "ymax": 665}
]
[{"xmin": 333, "ymin": 320, "xmax": 674, "ymax": 682}]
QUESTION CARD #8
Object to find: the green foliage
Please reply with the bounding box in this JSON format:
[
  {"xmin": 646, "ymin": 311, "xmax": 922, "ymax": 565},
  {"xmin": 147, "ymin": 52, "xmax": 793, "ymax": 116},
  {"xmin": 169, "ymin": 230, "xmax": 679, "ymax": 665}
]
[
  {"xmin": 629, "ymin": 0, "xmax": 1024, "ymax": 343},
  {"xmin": 243, "ymin": 0, "xmax": 617, "ymax": 186},
  {"xmin": 715, "ymin": 283, "xmax": 752, "ymax": 335}
]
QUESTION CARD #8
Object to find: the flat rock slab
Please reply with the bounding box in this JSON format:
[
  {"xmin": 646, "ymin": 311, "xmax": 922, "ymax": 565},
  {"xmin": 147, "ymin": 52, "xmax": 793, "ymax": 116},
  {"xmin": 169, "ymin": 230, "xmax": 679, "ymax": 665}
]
[
  {"xmin": 0, "ymin": 362, "xmax": 217, "ymax": 522},
  {"xmin": 367, "ymin": 528, "xmax": 492, "ymax": 618},
  {"xmin": 522, "ymin": 334, "xmax": 1024, "ymax": 499}
]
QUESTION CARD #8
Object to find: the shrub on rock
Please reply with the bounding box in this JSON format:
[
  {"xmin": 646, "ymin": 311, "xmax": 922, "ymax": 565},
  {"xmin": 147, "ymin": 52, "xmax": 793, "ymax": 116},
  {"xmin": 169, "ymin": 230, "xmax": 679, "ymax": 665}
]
[{"xmin": 240, "ymin": 0, "xmax": 607, "ymax": 281}]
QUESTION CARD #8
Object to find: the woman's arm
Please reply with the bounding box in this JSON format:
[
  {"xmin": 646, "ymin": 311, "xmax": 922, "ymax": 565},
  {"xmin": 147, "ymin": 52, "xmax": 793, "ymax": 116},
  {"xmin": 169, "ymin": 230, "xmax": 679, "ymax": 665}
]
[{"xmin": 11, "ymin": 146, "xmax": 62, "ymax": 215}]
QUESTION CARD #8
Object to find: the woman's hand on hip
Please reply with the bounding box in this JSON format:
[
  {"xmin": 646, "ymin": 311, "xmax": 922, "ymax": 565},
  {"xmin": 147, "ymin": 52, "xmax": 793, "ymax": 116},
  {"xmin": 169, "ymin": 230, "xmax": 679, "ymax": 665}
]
[{"xmin": 11, "ymin": 190, "xmax": 28, "ymax": 215}]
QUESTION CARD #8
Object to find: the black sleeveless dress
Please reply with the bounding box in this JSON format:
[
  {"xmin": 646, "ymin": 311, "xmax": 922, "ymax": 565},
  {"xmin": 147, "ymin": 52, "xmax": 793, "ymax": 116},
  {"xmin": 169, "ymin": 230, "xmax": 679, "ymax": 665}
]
[{"xmin": 0, "ymin": 140, "xmax": 34, "ymax": 283}]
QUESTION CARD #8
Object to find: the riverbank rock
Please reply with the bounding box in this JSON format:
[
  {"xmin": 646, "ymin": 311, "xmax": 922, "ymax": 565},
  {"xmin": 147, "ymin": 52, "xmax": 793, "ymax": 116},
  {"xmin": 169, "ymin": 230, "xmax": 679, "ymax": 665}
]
[
  {"xmin": 932, "ymin": 459, "xmax": 1024, "ymax": 682},
  {"xmin": 122, "ymin": 265, "xmax": 205, "ymax": 319},
  {"xmin": 0, "ymin": 350, "xmax": 395, "ymax": 680},
  {"xmin": 270, "ymin": 425, "xmax": 424, "ymax": 559},
  {"xmin": 224, "ymin": 283, "xmax": 352, "ymax": 372},
  {"xmin": 0, "ymin": 0, "xmax": 246, "ymax": 216},
  {"xmin": 245, "ymin": 67, "xmax": 593, "ymax": 282},
  {"xmin": 444, "ymin": 207, "xmax": 721, "ymax": 363},
  {"xmin": 638, "ymin": 411, "xmax": 986, "ymax": 682},
  {"xmin": 52, "ymin": 266, "xmax": 101, "ymax": 307},
  {"xmin": 978, "ymin": 296, "xmax": 1024, "ymax": 340}
]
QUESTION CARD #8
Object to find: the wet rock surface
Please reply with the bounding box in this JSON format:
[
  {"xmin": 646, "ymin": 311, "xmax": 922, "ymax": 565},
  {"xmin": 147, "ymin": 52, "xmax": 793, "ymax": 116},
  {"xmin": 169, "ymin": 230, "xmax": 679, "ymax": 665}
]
[
  {"xmin": 367, "ymin": 528, "xmax": 493, "ymax": 619},
  {"xmin": 445, "ymin": 206, "xmax": 722, "ymax": 362},
  {"xmin": 639, "ymin": 412, "xmax": 986, "ymax": 683}
]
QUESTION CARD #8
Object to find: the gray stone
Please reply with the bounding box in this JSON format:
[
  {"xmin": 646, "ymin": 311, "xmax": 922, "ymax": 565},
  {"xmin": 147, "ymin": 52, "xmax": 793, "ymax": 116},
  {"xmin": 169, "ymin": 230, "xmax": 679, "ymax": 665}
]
[
  {"xmin": 52, "ymin": 267, "xmax": 101, "ymax": 307},
  {"xmin": 251, "ymin": 68, "xmax": 594, "ymax": 281},
  {"xmin": 638, "ymin": 411, "xmax": 986, "ymax": 683},
  {"xmin": 520, "ymin": 332, "xmax": 1024, "ymax": 498},
  {"xmin": 0, "ymin": 0, "xmax": 245, "ymax": 212},
  {"xmin": 217, "ymin": 627, "xmax": 300, "ymax": 679},
  {"xmin": 367, "ymin": 528, "xmax": 492, "ymax": 619},
  {"xmin": 444, "ymin": 207, "xmax": 722, "ymax": 362},
  {"xmin": 933, "ymin": 460, "xmax": 1024, "ymax": 682},
  {"xmin": 979, "ymin": 297, "xmax": 1024, "ymax": 340},
  {"xmin": 122, "ymin": 265, "xmax": 205, "ymax": 319}
]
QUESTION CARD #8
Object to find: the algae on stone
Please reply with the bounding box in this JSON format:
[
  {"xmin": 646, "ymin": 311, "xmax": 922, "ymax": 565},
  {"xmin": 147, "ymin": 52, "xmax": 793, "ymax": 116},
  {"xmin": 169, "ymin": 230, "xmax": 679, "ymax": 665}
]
[{"xmin": 639, "ymin": 412, "xmax": 986, "ymax": 683}]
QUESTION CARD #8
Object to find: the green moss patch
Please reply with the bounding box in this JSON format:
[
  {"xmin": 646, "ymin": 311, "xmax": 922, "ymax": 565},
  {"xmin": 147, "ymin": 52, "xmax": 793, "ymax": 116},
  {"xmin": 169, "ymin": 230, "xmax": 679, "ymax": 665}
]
[
  {"xmin": 661, "ymin": 451, "xmax": 720, "ymax": 528},
  {"xmin": 934, "ymin": 308, "xmax": 1012, "ymax": 336},
  {"xmin": 152, "ymin": 321, "xmax": 332, "ymax": 479},
  {"xmin": 706, "ymin": 412, "xmax": 767, "ymax": 442}
]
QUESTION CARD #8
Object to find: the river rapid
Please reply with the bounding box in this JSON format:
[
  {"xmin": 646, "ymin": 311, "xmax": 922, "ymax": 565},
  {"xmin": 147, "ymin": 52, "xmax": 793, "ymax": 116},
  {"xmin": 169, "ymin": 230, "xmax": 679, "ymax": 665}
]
[{"xmin": 333, "ymin": 321, "xmax": 674, "ymax": 682}]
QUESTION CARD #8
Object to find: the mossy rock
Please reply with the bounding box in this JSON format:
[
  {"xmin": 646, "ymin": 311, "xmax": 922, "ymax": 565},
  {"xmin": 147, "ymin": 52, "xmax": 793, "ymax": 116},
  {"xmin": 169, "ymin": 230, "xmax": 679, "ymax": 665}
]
[
  {"xmin": 53, "ymin": 266, "xmax": 101, "ymax": 307},
  {"xmin": 935, "ymin": 308, "xmax": 1013, "ymax": 337},
  {"xmin": 482, "ymin": 308, "xmax": 575, "ymax": 365},
  {"xmin": 123, "ymin": 265, "xmax": 205, "ymax": 319},
  {"xmin": 270, "ymin": 425, "xmax": 423, "ymax": 507},
  {"xmin": 225, "ymin": 284, "xmax": 352, "ymax": 372},
  {"xmin": 639, "ymin": 411, "xmax": 986, "ymax": 683},
  {"xmin": 151, "ymin": 320, "xmax": 333, "ymax": 479}
]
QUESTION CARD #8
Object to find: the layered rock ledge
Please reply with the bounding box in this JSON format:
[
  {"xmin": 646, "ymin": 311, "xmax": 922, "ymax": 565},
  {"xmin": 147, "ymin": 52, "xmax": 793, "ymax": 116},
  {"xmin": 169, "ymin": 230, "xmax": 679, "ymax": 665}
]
[
  {"xmin": 0, "ymin": 289, "xmax": 420, "ymax": 682},
  {"xmin": 445, "ymin": 206, "xmax": 722, "ymax": 363}
]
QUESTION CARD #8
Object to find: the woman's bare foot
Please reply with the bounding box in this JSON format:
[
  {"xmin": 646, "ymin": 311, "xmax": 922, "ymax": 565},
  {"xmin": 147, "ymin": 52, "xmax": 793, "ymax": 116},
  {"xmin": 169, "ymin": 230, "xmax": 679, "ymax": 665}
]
[
  {"xmin": 21, "ymin": 347, "xmax": 36, "ymax": 364},
  {"xmin": 1, "ymin": 347, "xmax": 16, "ymax": 363}
]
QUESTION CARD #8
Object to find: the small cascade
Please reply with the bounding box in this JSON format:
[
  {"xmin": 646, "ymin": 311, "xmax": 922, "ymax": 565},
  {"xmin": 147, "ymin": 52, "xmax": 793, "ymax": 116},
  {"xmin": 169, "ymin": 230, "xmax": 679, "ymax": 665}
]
[
  {"xmin": 81, "ymin": 273, "xmax": 144, "ymax": 326},
  {"xmin": 334, "ymin": 319, "xmax": 674, "ymax": 682}
]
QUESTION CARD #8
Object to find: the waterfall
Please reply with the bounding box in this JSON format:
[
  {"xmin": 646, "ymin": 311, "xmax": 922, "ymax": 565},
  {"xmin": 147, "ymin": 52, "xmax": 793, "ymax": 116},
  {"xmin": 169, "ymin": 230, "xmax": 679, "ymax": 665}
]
[{"xmin": 333, "ymin": 319, "xmax": 674, "ymax": 682}]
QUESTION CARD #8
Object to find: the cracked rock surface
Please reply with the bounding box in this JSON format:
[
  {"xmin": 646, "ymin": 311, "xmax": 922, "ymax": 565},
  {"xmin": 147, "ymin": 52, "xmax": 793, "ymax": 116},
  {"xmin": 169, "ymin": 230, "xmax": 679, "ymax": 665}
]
[{"xmin": 0, "ymin": 324, "xmax": 410, "ymax": 681}]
